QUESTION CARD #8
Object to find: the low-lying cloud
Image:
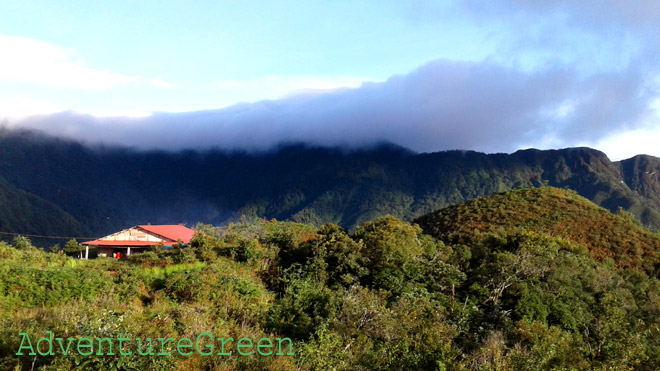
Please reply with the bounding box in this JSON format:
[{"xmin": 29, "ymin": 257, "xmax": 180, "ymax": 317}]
[
  {"xmin": 0, "ymin": 35, "xmax": 139, "ymax": 90},
  {"xmin": 6, "ymin": 58, "xmax": 654, "ymax": 154}
]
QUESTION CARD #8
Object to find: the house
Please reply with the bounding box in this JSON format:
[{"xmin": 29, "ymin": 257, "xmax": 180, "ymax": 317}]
[{"xmin": 81, "ymin": 225, "xmax": 195, "ymax": 259}]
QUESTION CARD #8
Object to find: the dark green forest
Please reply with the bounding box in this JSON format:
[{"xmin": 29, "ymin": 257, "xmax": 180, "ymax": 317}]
[
  {"xmin": 2, "ymin": 187, "xmax": 659, "ymax": 370},
  {"xmin": 2, "ymin": 128, "xmax": 660, "ymax": 247}
]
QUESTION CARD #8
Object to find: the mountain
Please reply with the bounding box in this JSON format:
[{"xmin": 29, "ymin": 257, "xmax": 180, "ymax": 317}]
[
  {"xmin": 415, "ymin": 187, "xmax": 660, "ymax": 274},
  {"xmin": 1, "ymin": 128, "xmax": 660, "ymax": 244},
  {"xmin": 0, "ymin": 176, "xmax": 87, "ymax": 241}
]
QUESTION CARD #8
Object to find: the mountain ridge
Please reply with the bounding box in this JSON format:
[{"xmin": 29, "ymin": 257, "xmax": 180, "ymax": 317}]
[{"xmin": 1, "ymin": 128, "xmax": 659, "ymax": 244}]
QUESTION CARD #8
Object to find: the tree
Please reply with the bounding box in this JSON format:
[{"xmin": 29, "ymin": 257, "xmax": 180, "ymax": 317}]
[
  {"xmin": 306, "ymin": 223, "xmax": 367, "ymax": 287},
  {"xmin": 62, "ymin": 238, "xmax": 84, "ymax": 257},
  {"xmin": 353, "ymin": 215, "xmax": 431, "ymax": 295},
  {"xmin": 11, "ymin": 235, "xmax": 33, "ymax": 250}
]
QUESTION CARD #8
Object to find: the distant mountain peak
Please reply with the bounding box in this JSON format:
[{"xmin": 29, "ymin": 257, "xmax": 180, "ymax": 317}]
[{"xmin": 1, "ymin": 128, "xmax": 660, "ymax": 246}]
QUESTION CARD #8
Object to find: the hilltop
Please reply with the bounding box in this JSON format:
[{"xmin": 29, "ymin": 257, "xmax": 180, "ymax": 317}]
[{"xmin": 415, "ymin": 187, "xmax": 660, "ymax": 274}]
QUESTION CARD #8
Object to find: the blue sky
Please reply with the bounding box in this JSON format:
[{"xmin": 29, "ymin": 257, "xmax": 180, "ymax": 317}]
[
  {"xmin": 0, "ymin": 1, "xmax": 495, "ymax": 112},
  {"xmin": 1, "ymin": 1, "xmax": 659, "ymax": 159}
]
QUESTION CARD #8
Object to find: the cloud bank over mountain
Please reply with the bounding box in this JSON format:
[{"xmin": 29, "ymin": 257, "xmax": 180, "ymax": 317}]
[
  {"xmin": 6, "ymin": 58, "xmax": 653, "ymax": 154},
  {"xmin": 3, "ymin": 1, "xmax": 660, "ymax": 157}
]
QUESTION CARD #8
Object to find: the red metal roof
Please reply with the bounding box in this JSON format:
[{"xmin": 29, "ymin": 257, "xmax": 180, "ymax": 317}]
[
  {"xmin": 82, "ymin": 225, "xmax": 195, "ymax": 246},
  {"xmin": 137, "ymin": 225, "xmax": 195, "ymax": 243},
  {"xmin": 82, "ymin": 240, "xmax": 165, "ymax": 246}
]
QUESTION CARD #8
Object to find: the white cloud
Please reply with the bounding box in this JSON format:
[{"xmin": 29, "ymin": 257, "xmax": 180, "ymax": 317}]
[
  {"xmin": 85, "ymin": 109, "xmax": 153, "ymax": 118},
  {"xmin": 215, "ymin": 74, "xmax": 370, "ymax": 103},
  {"xmin": 0, "ymin": 97, "xmax": 66, "ymax": 118},
  {"xmin": 594, "ymin": 126, "xmax": 660, "ymax": 160},
  {"xmin": 591, "ymin": 96, "xmax": 660, "ymax": 160},
  {"xmin": 150, "ymin": 76, "xmax": 175, "ymax": 89},
  {"xmin": 0, "ymin": 35, "xmax": 140, "ymax": 90},
  {"xmin": 12, "ymin": 59, "xmax": 657, "ymax": 159}
]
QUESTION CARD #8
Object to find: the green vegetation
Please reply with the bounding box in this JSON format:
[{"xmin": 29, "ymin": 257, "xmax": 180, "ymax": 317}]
[
  {"xmin": 1, "ymin": 188, "xmax": 659, "ymax": 369},
  {"xmin": 0, "ymin": 177, "xmax": 87, "ymax": 243},
  {"xmin": 415, "ymin": 187, "xmax": 660, "ymax": 274},
  {"xmin": 3, "ymin": 131, "xmax": 660, "ymax": 245}
]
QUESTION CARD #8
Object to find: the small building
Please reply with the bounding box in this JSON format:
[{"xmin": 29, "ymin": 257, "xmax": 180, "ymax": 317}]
[{"xmin": 81, "ymin": 225, "xmax": 195, "ymax": 259}]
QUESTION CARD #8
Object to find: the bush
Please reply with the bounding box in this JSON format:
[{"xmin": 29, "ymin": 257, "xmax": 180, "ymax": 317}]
[{"xmin": 11, "ymin": 235, "xmax": 33, "ymax": 250}]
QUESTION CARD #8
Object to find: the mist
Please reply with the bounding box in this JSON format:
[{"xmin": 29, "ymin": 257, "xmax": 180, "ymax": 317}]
[{"xmin": 4, "ymin": 57, "xmax": 652, "ymax": 154}]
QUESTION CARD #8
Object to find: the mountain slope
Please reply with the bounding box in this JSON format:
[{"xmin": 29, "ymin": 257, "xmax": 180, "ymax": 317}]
[
  {"xmin": 415, "ymin": 187, "xmax": 660, "ymax": 274},
  {"xmin": 1, "ymin": 128, "xmax": 660, "ymax": 242},
  {"xmin": 0, "ymin": 176, "xmax": 87, "ymax": 241}
]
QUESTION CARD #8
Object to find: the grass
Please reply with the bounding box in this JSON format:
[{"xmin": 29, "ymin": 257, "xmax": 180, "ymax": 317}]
[{"xmin": 142, "ymin": 261, "xmax": 207, "ymax": 280}]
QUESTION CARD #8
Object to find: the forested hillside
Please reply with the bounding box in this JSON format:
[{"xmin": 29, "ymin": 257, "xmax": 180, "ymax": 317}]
[
  {"xmin": 0, "ymin": 176, "xmax": 86, "ymax": 238},
  {"xmin": 1, "ymin": 187, "xmax": 659, "ymax": 369},
  {"xmin": 2, "ymin": 128, "xmax": 660, "ymax": 245},
  {"xmin": 415, "ymin": 187, "xmax": 660, "ymax": 274}
]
